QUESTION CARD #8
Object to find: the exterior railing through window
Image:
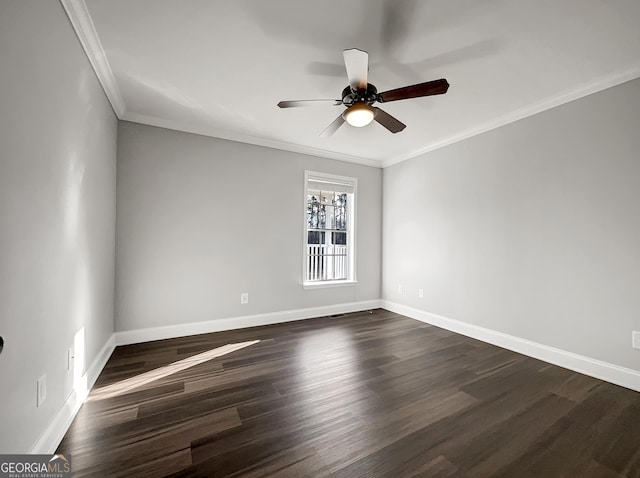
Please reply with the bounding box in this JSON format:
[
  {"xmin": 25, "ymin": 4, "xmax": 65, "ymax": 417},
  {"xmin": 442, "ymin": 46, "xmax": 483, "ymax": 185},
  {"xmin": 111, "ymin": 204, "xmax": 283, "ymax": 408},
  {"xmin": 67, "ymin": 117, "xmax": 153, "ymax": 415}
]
[{"xmin": 306, "ymin": 244, "xmax": 348, "ymax": 281}]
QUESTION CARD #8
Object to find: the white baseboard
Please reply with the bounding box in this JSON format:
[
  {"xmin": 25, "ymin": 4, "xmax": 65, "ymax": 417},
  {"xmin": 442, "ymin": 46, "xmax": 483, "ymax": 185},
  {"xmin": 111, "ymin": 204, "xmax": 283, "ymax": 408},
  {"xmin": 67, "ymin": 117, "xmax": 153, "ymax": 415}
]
[
  {"xmin": 29, "ymin": 334, "xmax": 116, "ymax": 454},
  {"xmin": 85, "ymin": 334, "xmax": 117, "ymax": 392},
  {"xmin": 28, "ymin": 299, "xmax": 638, "ymax": 455},
  {"xmin": 382, "ymin": 300, "xmax": 640, "ymax": 393},
  {"xmin": 27, "ymin": 300, "xmax": 380, "ymax": 454},
  {"xmin": 115, "ymin": 300, "xmax": 382, "ymax": 346}
]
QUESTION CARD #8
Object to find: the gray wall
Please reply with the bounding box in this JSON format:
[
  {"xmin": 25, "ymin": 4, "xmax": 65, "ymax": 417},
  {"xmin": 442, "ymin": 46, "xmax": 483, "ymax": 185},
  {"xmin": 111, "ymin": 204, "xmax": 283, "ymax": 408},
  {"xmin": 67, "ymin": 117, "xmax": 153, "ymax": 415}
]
[
  {"xmin": 115, "ymin": 122, "xmax": 382, "ymax": 332},
  {"xmin": 0, "ymin": 1, "xmax": 117, "ymax": 452},
  {"xmin": 383, "ymin": 78, "xmax": 640, "ymax": 371}
]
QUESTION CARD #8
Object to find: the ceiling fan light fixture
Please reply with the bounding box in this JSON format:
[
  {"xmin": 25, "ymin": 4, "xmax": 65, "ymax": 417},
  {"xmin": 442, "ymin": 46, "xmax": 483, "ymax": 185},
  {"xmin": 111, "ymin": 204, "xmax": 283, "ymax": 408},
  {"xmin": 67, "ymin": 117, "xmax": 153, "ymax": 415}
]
[{"xmin": 344, "ymin": 103, "xmax": 375, "ymax": 127}]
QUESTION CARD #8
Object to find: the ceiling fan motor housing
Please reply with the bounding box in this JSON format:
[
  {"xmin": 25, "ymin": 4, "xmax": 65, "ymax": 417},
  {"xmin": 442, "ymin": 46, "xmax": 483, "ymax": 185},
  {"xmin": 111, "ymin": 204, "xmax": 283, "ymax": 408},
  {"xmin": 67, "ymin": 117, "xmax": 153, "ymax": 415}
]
[{"xmin": 341, "ymin": 84, "xmax": 378, "ymax": 106}]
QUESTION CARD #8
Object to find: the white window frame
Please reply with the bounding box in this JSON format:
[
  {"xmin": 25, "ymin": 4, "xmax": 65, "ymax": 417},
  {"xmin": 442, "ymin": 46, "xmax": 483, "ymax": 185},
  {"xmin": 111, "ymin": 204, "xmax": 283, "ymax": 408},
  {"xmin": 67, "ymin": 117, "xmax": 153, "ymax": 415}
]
[{"xmin": 303, "ymin": 171, "xmax": 357, "ymax": 289}]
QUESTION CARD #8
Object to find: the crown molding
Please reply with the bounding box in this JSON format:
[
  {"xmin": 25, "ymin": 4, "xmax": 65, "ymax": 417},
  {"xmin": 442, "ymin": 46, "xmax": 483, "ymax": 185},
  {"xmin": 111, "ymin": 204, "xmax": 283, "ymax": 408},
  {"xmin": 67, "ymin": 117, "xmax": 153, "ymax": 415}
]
[
  {"xmin": 60, "ymin": 0, "xmax": 126, "ymax": 117},
  {"xmin": 121, "ymin": 111, "xmax": 384, "ymax": 168},
  {"xmin": 382, "ymin": 65, "xmax": 640, "ymax": 168},
  {"xmin": 58, "ymin": 0, "xmax": 640, "ymax": 170}
]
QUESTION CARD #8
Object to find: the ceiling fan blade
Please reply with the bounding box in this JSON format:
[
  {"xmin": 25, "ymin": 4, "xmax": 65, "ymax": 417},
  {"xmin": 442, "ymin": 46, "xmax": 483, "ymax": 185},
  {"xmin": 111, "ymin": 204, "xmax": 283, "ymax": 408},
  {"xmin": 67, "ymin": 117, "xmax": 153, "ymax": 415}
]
[
  {"xmin": 320, "ymin": 114, "xmax": 346, "ymax": 138},
  {"xmin": 378, "ymin": 78, "xmax": 449, "ymax": 103},
  {"xmin": 278, "ymin": 99, "xmax": 342, "ymax": 108},
  {"xmin": 373, "ymin": 107, "xmax": 406, "ymax": 133},
  {"xmin": 343, "ymin": 48, "xmax": 368, "ymax": 91}
]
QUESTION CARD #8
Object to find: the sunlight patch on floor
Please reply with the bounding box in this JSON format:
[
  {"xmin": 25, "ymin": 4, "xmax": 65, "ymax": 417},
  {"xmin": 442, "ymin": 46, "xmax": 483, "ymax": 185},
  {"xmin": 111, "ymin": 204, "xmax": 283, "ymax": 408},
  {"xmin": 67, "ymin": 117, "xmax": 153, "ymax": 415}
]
[{"xmin": 88, "ymin": 340, "xmax": 260, "ymax": 401}]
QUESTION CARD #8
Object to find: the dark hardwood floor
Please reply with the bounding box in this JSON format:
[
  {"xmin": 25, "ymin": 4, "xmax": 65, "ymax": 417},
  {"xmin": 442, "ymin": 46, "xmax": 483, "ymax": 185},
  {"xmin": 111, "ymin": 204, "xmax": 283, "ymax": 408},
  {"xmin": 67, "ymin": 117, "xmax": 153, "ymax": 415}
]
[{"xmin": 57, "ymin": 309, "xmax": 640, "ymax": 477}]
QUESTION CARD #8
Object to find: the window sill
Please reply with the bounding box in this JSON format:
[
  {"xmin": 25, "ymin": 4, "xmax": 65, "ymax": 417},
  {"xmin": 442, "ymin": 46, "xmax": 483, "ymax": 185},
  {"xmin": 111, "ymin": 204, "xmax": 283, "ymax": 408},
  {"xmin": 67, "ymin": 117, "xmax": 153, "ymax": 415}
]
[{"xmin": 303, "ymin": 280, "xmax": 358, "ymax": 289}]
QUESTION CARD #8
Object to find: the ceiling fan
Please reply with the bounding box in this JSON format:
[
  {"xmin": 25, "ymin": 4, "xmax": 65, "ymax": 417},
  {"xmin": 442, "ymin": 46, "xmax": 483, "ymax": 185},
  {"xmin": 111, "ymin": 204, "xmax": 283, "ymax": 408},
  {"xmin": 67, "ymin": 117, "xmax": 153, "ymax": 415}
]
[{"xmin": 277, "ymin": 48, "xmax": 449, "ymax": 137}]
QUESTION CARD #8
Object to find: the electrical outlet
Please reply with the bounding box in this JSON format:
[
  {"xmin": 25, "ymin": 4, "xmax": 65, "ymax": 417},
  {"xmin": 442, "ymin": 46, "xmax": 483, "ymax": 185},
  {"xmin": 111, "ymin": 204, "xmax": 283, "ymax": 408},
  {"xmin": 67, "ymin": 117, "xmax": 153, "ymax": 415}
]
[
  {"xmin": 633, "ymin": 331, "xmax": 640, "ymax": 349},
  {"xmin": 418, "ymin": 289, "xmax": 424, "ymax": 299},
  {"xmin": 37, "ymin": 374, "xmax": 46, "ymax": 407},
  {"xmin": 67, "ymin": 348, "xmax": 74, "ymax": 371},
  {"xmin": 398, "ymin": 284, "xmax": 403, "ymax": 295},
  {"xmin": 240, "ymin": 292, "xmax": 249, "ymax": 304}
]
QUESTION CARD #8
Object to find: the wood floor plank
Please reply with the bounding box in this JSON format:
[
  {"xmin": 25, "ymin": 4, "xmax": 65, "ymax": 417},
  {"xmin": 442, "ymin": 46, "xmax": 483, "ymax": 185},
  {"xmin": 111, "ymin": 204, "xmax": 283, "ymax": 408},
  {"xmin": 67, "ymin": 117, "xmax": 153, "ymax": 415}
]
[
  {"xmin": 593, "ymin": 401, "xmax": 640, "ymax": 477},
  {"xmin": 57, "ymin": 309, "xmax": 640, "ymax": 477},
  {"xmin": 59, "ymin": 408, "xmax": 240, "ymax": 476},
  {"xmin": 407, "ymin": 455, "xmax": 459, "ymax": 478},
  {"xmin": 454, "ymin": 394, "xmax": 576, "ymax": 477}
]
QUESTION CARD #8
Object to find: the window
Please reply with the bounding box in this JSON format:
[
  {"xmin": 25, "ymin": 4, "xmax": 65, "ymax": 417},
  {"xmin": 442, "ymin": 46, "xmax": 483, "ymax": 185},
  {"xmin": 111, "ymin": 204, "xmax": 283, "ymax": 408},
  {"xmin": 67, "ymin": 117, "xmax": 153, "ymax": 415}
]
[{"xmin": 304, "ymin": 171, "xmax": 356, "ymax": 287}]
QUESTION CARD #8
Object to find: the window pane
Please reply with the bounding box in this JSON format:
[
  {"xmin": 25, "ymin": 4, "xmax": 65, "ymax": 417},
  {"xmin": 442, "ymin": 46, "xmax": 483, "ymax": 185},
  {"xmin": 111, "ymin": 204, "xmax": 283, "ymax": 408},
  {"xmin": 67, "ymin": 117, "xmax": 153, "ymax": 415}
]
[
  {"xmin": 318, "ymin": 205, "xmax": 326, "ymax": 229},
  {"xmin": 307, "ymin": 193, "xmax": 326, "ymax": 229},
  {"xmin": 307, "ymin": 231, "xmax": 325, "ymax": 245},
  {"xmin": 332, "ymin": 232, "xmax": 347, "ymax": 245},
  {"xmin": 334, "ymin": 193, "xmax": 347, "ymax": 230},
  {"xmin": 326, "ymin": 205, "xmax": 336, "ymax": 230},
  {"xmin": 332, "ymin": 192, "xmax": 346, "ymax": 207}
]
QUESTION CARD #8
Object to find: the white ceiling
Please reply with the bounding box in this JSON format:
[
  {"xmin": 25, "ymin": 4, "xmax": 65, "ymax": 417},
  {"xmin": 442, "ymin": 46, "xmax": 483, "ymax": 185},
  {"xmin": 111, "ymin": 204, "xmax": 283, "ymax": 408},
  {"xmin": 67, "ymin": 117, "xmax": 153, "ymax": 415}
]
[{"xmin": 64, "ymin": 0, "xmax": 640, "ymax": 167}]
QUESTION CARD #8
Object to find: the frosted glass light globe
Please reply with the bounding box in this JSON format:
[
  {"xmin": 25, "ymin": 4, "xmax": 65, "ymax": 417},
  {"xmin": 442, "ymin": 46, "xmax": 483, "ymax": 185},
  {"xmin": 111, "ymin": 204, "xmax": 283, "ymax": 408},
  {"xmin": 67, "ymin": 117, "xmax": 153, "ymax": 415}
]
[{"xmin": 344, "ymin": 103, "xmax": 375, "ymax": 127}]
